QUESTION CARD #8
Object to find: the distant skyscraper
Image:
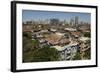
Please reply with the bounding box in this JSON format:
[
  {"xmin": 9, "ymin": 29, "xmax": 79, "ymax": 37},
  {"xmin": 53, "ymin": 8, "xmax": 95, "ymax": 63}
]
[
  {"xmin": 75, "ymin": 16, "xmax": 79, "ymax": 27},
  {"xmin": 70, "ymin": 18, "xmax": 74, "ymax": 26}
]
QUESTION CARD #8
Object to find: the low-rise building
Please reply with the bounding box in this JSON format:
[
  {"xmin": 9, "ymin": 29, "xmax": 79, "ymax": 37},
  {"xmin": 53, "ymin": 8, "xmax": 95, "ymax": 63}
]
[
  {"xmin": 52, "ymin": 43, "xmax": 79, "ymax": 60},
  {"xmin": 64, "ymin": 28, "xmax": 77, "ymax": 32},
  {"xmin": 79, "ymin": 37, "xmax": 91, "ymax": 59}
]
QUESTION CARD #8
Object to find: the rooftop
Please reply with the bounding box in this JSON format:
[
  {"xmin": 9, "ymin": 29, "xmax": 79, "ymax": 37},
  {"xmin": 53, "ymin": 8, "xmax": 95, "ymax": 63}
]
[
  {"xmin": 64, "ymin": 28, "xmax": 77, "ymax": 31},
  {"xmin": 52, "ymin": 43, "xmax": 78, "ymax": 51},
  {"xmin": 79, "ymin": 37, "xmax": 90, "ymax": 42}
]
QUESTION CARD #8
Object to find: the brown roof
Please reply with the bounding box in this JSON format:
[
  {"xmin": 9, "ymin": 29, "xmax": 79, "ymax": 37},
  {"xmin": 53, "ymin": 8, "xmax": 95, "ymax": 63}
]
[
  {"xmin": 71, "ymin": 31, "xmax": 80, "ymax": 37},
  {"xmin": 46, "ymin": 33, "xmax": 62, "ymax": 45},
  {"xmin": 45, "ymin": 33, "xmax": 70, "ymax": 45}
]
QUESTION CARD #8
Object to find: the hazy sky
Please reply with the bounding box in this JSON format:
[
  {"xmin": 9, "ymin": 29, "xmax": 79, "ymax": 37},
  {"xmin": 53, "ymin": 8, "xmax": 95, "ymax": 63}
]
[{"xmin": 22, "ymin": 10, "xmax": 91, "ymax": 23}]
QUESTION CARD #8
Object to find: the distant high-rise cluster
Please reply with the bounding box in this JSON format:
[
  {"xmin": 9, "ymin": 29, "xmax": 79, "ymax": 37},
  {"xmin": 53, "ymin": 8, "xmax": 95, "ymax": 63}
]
[
  {"xmin": 23, "ymin": 16, "xmax": 90, "ymax": 26},
  {"xmin": 70, "ymin": 16, "xmax": 79, "ymax": 27}
]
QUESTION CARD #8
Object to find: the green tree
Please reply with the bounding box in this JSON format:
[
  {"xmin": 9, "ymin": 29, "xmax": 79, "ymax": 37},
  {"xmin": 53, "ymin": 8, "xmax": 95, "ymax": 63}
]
[
  {"xmin": 73, "ymin": 51, "xmax": 81, "ymax": 60},
  {"xmin": 23, "ymin": 37, "xmax": 39, "ymax": 52},
  {"xmin": 84, "ymin": 32, "xmax": 91, "ymax": 37},
  {"xmin": 23, "ymin": 32, "xmax": 32, "ymax": 39},
  {"xmin": 84, "ymin": 49, "xmax": 91, "ymax": 59},
  {"xmin": 32, "ymin": 45, "xmax": 60, "ymax": 62}
]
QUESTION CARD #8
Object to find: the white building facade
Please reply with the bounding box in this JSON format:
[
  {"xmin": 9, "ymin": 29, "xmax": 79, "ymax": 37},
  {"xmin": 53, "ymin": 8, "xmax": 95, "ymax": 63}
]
[{"xmin": 53, "ymin": 43, "xmax": 79, "ymax": 60}]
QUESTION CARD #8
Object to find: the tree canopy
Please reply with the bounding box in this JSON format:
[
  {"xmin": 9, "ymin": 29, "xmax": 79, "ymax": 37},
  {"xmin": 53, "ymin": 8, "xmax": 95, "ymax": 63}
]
[
  {"xmin": 32, "ymin": 45, "xmax": 60, "ymax": 62},
  {"xmin": 83, "ymin": 32, "xmax": 91, "ymax": 37}
]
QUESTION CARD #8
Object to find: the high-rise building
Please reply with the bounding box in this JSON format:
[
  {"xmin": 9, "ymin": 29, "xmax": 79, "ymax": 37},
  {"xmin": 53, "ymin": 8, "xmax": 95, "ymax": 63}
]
[
  {"xmin": 75, "ymin": 16, "xmax": 79, "ymax": 27},
  {"xmin": 70, "ymin": 18, "xmax": 74, "ymax": 26}
]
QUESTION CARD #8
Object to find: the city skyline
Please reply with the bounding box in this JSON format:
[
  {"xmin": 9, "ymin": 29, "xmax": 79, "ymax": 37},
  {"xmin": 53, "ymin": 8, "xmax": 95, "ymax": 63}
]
[{"xmin": 22, "ymin": 10, "xmax": 91, "ymax": 24}]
